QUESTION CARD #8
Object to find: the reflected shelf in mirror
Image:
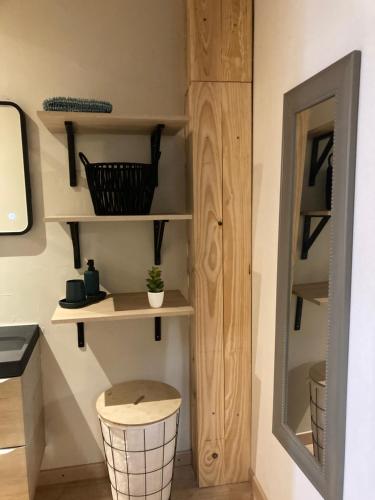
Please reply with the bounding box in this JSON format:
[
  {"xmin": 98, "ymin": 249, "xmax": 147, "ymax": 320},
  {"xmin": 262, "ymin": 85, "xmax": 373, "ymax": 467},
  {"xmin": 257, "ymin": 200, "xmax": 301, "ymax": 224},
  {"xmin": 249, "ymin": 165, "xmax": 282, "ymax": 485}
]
[{"xmin": 292, "ymin": 282, "xmax": 328, "ymax": 305}]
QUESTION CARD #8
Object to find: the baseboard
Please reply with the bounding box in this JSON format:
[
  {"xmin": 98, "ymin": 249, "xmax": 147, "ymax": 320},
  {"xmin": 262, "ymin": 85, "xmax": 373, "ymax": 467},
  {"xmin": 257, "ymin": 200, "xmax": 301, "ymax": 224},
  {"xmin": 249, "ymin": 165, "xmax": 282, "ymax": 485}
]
[
  {"xmin": 249, "ymin": 468, "xmax": 268, "ymax": 500},
  {"xmin": 38, "ymin": 450, "xmax": 192, "ymax": 487}
]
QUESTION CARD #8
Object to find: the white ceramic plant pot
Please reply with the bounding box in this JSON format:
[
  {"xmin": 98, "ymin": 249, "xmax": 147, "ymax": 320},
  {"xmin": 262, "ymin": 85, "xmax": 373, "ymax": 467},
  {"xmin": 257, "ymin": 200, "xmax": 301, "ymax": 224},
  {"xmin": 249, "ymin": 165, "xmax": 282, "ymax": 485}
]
[{"xmin": 148, "ymin": 291, "xmax": 164, "ymax": 308}]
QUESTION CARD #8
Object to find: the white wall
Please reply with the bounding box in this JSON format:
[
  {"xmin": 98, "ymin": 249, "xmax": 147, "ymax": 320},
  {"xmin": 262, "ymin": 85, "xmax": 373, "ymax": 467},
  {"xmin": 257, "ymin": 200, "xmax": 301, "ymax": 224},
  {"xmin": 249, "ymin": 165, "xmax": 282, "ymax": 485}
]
[
  {"xmin": 0, "ymin": 0, "xmax": 189, "ymax": 470},
  {"xmin": 253, "ymin": 1, "xmax": 375, "ymax": 499}
]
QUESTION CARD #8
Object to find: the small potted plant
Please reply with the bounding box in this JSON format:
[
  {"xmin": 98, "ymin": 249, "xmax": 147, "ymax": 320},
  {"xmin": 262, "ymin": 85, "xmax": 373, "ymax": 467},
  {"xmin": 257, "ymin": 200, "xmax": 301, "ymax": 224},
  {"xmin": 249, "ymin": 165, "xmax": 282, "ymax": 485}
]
[{"xmin": 146, "ymin": 266, "xmax": 164, "ymax": 308}]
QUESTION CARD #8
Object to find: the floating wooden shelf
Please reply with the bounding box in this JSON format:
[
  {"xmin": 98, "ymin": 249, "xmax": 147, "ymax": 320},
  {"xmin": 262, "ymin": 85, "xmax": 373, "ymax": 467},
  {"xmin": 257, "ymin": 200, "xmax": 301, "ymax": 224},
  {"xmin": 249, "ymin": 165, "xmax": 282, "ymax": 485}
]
[
  {"xmin": 45, "ymin": 214, "xmax": 192, "ymax": 223},
  {"xmin": 37, "ymin": 111, "xmax": 188, "ymax": 136},
  {"xmin": 308, "ymin": 121, "xmax": 334, "ymax": 138},
  {"xmin": 292, "ymin": 282, "xmax": 329, "ymax": 305},
  {"xmin": 301, "ymin": 210, "xmax": 331, "ymax": 217},
  {"xmin": 51, "ymin": 290, "xmax": 193, "ymax": 325}
]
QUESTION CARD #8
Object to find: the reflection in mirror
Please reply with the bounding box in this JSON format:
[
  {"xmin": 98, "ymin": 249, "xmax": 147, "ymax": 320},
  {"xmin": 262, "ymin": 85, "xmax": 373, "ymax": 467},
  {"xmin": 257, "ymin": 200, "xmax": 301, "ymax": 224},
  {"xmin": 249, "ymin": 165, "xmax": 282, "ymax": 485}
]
[
  {"xmin": 273, "ymin": 52, "xmax": 361, "ymax": 499},
  {"xmin": 287, "ymin": 98, "xmax": 335, "ymax": 466},
  {"xmin": 0, "ymin": 102, "xmax": 32, "ymax": 234}
]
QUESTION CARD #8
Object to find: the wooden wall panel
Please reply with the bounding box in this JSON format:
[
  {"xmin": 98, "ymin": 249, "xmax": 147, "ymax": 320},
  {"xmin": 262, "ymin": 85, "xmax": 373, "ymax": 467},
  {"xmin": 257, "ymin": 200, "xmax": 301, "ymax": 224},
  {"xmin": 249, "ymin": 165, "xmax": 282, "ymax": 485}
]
[
  {"xmin": 188, "ymin": 82, "xmax": 225, "ymax": 486},
  {"xmin": 187, "ymin": 0, "xmax": 252, "ymax": 488},
  {"xmin": 187, "ymin": 0, "xmax": 222, "ymax": 82},
  {"xmin": 187, "ymin": 0, "xmax": 252, "ymax": 82},
  {"xmin": 221, "ymin": 0, "xmax": 252, "ymax": 82},
  {"xmin": 222, "ymin": 82, "xmax": 252, "ymax": 483}
]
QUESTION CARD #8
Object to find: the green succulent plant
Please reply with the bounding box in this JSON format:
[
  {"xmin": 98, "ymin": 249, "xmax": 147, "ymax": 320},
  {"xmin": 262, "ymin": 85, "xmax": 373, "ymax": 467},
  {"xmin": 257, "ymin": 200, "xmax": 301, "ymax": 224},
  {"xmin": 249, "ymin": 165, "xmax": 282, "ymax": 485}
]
[{"xmin": 146, "ymin": 266, "xmax": 164, "ymax": 293}]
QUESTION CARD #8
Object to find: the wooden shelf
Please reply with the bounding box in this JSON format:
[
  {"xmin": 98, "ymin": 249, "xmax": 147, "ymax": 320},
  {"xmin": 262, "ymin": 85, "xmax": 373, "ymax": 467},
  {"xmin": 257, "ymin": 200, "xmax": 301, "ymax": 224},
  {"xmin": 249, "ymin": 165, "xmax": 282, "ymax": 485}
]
[
  {"xmin": 292, "ymin": 282, "xmax": 328, "ymax": 305},
  {"xmin": 37, "ymin": 111, "xmax": 188, "ymax": 136},
  {"xmin": 301, "ymin": 210, "xmax": 331, "ymax": 217},
  {"xmin": 52, "ymin": 290, "xmax": 194, "ymax": 325},
  {"xmin": 308, "ymin": 121, "xmax": 334, "ymax": 137},
  {"xmin": 45, "ymin": 214, "xmax": 192, "ymax": 223}
]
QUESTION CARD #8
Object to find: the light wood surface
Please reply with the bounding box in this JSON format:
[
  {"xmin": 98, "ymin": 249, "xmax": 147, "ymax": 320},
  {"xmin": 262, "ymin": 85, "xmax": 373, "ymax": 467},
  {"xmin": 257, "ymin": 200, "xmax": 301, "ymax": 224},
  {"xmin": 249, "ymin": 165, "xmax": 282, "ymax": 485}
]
[
  {"xmin": 188, "ymin": 82, "xmax": 225, "ymax": 487},
  {"xmin": 292, "ymin": 282, "xmax": 329, "ymax": 305},
  {"xmin": 187, "ymin": 0, "xmax": 252, "ymax": 82},
  {"xmin": 96, "ymin": 380, "xmax": 181, "ymax": 427},
  {"xmin": 0, "ymin": 341, "xmax": 43, "ymax": 450},
  {"xmin": 222, "ymin": 82, "xmax": 252, "ymax": 483},
  {"xmin": 0, "ymin": 446, "xmax": 29, "ymax": 500},
  {"xmin": 37, "ymin": 111, "xmax": 188, "ymax": 135},
  {"xmin": 187, "ymin": 0, "xmax": 221, "ymax": 82},
  {"xmin": 0, "ymin": 341, "xmax": 45, "ymax": 500},
  {"xmin": 187, "ymin": 0, "xmax": 252, "ymax": 488},
  {"xmin": 0, "ymin": 377, "xmax": 24, "ymax": 448},
  {"xmin": 308, "ymin": 120, "xmax": 334, "ymax": 137},
  {"xmin": 221, "ymin": 0, "xmax": 252, "ymax": 81},
  {"xmin": 45, "ymin": 214, "xmax": 192, "ymax": 223},
  {"xmin": 23, "ymin": 344, "xmax": 45, "ymax": 498},
  {"xmin": 52, "ymin": 290, "xmax": 193, "ymax": 324},
  {"xmin": 35, "ymin": 466, "xmax": 252, "ymax": 500}
]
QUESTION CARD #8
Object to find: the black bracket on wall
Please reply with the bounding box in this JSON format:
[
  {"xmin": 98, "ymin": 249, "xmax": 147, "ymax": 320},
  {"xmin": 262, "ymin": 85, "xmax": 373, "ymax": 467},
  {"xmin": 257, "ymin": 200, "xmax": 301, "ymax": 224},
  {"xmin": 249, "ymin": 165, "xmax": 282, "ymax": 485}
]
[
  {"xmin": 67, "ymin": 222, "xmax": 81, "ymax": 269},
  {"xmin": 75, "ymin": 319, "xmax": 161, "ymax": 347},
  {"xmin": 308, "ymin": 131, "xmax": 334, "ymax": 186},
  {"xmin": 154, "ymin": 220, "xmax": 168, "ymax": 265},
  {"xmin": 65, "ymin": 220, "xmax": 170, "ymax": 269},
  {"xmin": 77, "ymin": 322, "xmax": 85, "ymax": 347},
  {"xmin": 294, "ymin": 297, "xmax": 304, "ymax": 331},
  {"xmin": 155, "ymin": 317, "xmax": 161, "ymax": 341},
  {"xmin": 301, "ymin": 214, "xmax": 330, "ymax": 259},
  {"xmin": 65, "ymin": 121, "xmax": 77, "ymax": 187}
]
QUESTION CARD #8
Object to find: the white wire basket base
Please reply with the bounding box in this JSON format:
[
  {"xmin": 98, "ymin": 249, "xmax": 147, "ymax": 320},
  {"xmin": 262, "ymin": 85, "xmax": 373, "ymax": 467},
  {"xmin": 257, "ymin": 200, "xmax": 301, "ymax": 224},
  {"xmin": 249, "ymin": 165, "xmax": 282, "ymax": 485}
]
[{"xmin": 99, "ymin": 409, "xmax": 180, "ymax": 500}]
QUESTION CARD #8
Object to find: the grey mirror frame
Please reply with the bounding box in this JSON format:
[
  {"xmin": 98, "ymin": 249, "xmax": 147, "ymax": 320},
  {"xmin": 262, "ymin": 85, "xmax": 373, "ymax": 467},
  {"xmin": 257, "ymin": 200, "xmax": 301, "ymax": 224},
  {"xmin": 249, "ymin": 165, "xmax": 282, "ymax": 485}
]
[
  {"xmin": 0, "ymin": 101, "xmax": 32, "ymax": 235},
  {"xmin": 272, "ymin": 51, "xmax": 361, "ymax": 500}
]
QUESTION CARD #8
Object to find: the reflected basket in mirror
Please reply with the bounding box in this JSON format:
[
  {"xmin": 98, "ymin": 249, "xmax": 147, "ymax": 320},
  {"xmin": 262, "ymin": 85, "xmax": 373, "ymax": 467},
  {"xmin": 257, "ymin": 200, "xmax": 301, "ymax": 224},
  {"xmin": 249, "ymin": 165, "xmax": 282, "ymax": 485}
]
[{"xmin": 309, "ymin": 361, "xmax": 326, "ymax": 464}]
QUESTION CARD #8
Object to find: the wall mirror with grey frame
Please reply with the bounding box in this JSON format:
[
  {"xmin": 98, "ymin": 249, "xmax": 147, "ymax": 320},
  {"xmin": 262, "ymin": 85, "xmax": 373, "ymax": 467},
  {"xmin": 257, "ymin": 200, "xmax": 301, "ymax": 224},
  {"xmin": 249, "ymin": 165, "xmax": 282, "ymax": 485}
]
[
  {"xmin": 0, "ymin": 101, "xmax": 32, "ymax": 234},
  {"xmin": 273, "ymin": 51, "xmax": 361, "ymax": 500}
]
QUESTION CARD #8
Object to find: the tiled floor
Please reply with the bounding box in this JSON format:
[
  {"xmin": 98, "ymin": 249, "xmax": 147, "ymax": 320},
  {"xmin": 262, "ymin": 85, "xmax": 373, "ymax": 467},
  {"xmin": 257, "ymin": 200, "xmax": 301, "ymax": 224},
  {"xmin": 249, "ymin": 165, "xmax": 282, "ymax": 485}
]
[{"xmin": 35, "ymin": 466, "xmax": 252, "ymax": 500}]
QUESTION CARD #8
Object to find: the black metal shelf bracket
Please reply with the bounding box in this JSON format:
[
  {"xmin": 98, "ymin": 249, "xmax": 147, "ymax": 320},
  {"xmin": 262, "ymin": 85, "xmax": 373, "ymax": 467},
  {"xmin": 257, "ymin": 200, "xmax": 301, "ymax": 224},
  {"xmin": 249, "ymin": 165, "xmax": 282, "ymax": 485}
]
[
  {"xmin": 65, "ymin": 121, "xmax": 77, "ymax": 187},
  {"xmin": 151, "ymin": 124, "xmax": 164, "ymax": 187},
  {"xmin": 155, "ymin": 317, "xmax": 161, "ymax": 341},
  {"xmin": 77, "ymin": 322, "xmax": 85, "ymax": 347},
  {"xmin": 308, "ymin": 131, "xmax": 334, "ymax": 186},
  {"xmin": 301, "ymin": 214, "xmax": 330, "ymax": 260},
  {"xmin": 294, "ymin": 297, "xmax": 304, "ymax": 331},
  {"xmin": 154, "ymin": 220, "xmax": 168, "ymax": 265},
  {"xmin": 67, "ymin": 222, "xmax": 81, "ymax": 269}
]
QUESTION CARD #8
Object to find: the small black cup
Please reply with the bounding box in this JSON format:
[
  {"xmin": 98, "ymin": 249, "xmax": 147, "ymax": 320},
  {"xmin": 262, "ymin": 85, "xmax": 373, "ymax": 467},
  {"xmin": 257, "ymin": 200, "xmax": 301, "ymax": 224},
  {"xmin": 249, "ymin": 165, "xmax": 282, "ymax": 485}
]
[{"xmin": 66, "ymin": 279, "xmax": 86, "ymax": 303}]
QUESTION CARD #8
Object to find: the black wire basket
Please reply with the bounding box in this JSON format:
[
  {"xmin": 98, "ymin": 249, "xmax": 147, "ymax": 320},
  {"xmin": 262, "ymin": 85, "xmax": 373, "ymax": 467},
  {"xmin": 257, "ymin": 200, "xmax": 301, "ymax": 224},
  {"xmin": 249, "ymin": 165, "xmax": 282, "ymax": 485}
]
[{"xmin": 79, "ymin": 125, "xmax": 164, "ymax": 215}]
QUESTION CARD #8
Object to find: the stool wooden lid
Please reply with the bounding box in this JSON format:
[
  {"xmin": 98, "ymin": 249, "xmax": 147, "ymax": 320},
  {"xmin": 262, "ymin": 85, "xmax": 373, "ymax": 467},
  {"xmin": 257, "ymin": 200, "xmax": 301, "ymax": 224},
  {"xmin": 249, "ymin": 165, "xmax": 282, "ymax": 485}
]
[{"xmin": 96, "ymin": 380, "xmax": 181, "ymax": 427}]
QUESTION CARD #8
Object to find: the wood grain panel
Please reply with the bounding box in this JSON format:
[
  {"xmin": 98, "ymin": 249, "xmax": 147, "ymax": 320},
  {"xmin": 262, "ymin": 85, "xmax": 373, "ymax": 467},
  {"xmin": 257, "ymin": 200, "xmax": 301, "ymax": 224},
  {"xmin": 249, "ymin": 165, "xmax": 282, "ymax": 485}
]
[
  {"xmin": 187, "ymin": 2, "xmax": 252, "ymax": 487},
  {"xmin": 222, "ymin": 0, "xmax": 252, "ymax": 82},
  {"xmin": 0, "ymin": 377, "xmax": 24, "ymax": 448},
  {"xmin": 188, "ymin": 82, "xmax": 225, "ymax": 486},
  {"xmin": 187, "ymin": 0, "xmax": 222, "ymax": 81},
  {"xmin": 222, "ymin": 83, "xmax": 252, "ymax": 482},
  {"xmin": 0, "ymin": 446, "xmax": 29, "ymax": 500},
  {"xmin": 187, "ymin": 0, "xmax": 252, "ymax": 82},
  {"xmin": 189, "ymin": 83, "xmax": 223, "ymax": 354}
]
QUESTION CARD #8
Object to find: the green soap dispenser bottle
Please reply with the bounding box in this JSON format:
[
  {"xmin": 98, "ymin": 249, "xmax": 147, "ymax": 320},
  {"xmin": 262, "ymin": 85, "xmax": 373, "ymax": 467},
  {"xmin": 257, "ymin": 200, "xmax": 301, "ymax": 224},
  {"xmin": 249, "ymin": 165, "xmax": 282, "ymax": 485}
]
[{"xmin": 84, "ymin": 259, "xmax": 99, "ymax": 296}]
